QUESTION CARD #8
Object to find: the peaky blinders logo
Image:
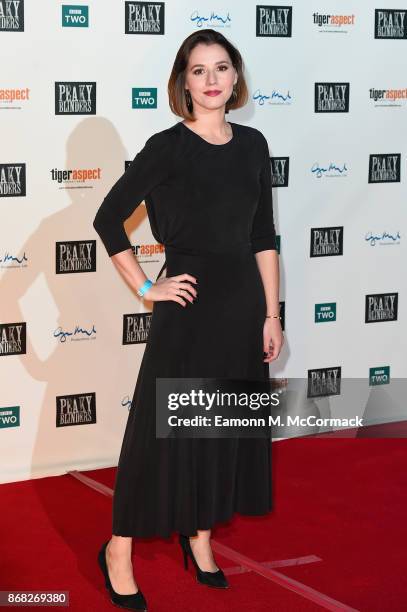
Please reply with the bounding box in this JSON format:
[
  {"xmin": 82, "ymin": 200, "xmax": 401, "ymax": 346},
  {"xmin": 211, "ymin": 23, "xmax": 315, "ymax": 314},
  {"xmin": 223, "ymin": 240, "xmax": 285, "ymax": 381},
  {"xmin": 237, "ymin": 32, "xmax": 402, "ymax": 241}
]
[
  {"xmin": 368, "ymin": 154, "xmax": 400, "ymax": 183},
  {"xmin": 125, "ymin": 1, "xmax": 165, "ymax": 34},
  {"xmin": 314, "ymin": 83, "xmax": 350, "ymax": 113},
  {"xmin": 55, "ymin": 240, "xmax": 96, "ymax": 273},
  {"xmin": 256, "ymin": 5, "xmax": 292, "ymax": 37},
  {"xmin": 374, "ymin": 9, "xmax": 406, "ymax": 39},
  {"xmin": 0, "ymin": 322, "xmax": 26, "ymax": 356},
  {"xmin": 0, "ymin": 0, "xmax": 24, "ymax": 31},
  {"xmin": 122, "ymin": 313, "xmax": 152, "ymax": 344},
  {"xmin": 56, "ymin": 392, "xmax": 96, "ymax": 427},
  {"xmin": 278, "ymin": 301, "xmax": 285, "ymax": 330},
  {"xmin": 0, "ymin": 163, "xmax": 26, "ymax": 197},
  {"xmin": 365, "ymin": 293, "xmax": 398, "ymax": 323},
  {"xmin": 307, "ymin": 366, "xmax": 341, "ymax": 398},
  {"xmin": 310, "ymin": 226, "xmax": 343, "ymax": 257},
  {"xmin": 55, "ymin": 82, "xmax": 96, "ymax": 115},
  {"xmin": 271, "ymin": 157, "xmax": 289, "ymax": 187}
]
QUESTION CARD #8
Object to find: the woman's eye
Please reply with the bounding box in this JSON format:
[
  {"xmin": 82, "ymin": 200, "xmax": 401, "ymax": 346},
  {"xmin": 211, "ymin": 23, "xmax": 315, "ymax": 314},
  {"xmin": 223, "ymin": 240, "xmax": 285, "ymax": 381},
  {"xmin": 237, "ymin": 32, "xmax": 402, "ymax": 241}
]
[{"xmin": 192, "ymin": 65, "xmax": 228, "ymax": 75}]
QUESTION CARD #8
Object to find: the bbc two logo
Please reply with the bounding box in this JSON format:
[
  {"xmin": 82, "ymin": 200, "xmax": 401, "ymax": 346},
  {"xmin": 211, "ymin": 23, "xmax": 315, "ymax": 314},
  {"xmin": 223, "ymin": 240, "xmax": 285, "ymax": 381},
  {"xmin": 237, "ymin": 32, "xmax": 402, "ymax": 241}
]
[
  {"xmin": 0, "ymin": 406, "xmax": 20, "ymax": 429},
  {"xmin": 62, "ymin": 5, "xmax": 89, "ymax": 27}
]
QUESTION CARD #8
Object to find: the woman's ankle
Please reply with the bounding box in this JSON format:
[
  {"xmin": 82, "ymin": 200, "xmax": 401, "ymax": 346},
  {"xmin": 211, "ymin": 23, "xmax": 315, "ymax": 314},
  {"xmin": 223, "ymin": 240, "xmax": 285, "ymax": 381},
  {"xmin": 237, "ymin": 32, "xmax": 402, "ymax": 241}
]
[{"xmin": 107, "ymin": 538, "xmax": 132, "ymax": 561}]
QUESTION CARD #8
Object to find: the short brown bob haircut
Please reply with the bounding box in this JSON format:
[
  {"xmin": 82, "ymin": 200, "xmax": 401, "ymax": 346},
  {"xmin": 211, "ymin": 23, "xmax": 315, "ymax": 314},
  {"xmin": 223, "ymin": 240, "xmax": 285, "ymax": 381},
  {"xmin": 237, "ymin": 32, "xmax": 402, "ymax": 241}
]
[{"xmin": 168, "ymin": 28, "xmax": 249, "ymax": 121}]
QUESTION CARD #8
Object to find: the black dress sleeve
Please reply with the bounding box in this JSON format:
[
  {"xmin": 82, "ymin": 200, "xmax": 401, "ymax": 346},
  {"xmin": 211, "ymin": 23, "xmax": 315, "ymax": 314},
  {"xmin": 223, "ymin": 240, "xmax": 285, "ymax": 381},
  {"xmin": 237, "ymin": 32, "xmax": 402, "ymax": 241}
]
[
  {"xmin": 93, "ymin": 131, "xmax": 172, "ymax": 257},
  {"xmin": 250, "ymin": 133, "xmax": 277, "ymax": 254}
]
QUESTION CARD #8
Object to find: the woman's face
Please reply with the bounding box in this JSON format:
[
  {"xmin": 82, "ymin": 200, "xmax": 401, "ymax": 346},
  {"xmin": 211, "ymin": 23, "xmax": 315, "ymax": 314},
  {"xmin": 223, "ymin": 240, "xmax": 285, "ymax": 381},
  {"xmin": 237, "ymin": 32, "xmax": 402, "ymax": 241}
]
[{"xmin": 184, "ymin": 42, "xmax": 237, "ymax": 113}]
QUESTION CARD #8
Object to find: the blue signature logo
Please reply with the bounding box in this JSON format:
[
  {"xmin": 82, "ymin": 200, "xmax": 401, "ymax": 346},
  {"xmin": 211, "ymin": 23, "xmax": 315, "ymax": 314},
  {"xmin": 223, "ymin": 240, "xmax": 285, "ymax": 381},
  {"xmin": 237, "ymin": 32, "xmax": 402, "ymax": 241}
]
[
  {"xmin": 311, "ymin": 162, "xmax": 348, "ymax": 178},
  {"xmin": 253, "ymin": 88, "xmax": 291, "ymax": 106},
  {"xmin": 54, "ymin": 324, "xmax": 96, "ymax": 343},
  {"xmin": 121, "ymin": 396, "xmax": 132, "ymax": 411},
  {"xmin": 190, "ymin": 10, "xmax": 231, "ymax": 27},
  {"xmin": 365, "ymin": 231, "xmax": 401, "ymax": 246},
  {"xmin": 0, "ymin": 251, "xmax": 28, "ymax": 264}
]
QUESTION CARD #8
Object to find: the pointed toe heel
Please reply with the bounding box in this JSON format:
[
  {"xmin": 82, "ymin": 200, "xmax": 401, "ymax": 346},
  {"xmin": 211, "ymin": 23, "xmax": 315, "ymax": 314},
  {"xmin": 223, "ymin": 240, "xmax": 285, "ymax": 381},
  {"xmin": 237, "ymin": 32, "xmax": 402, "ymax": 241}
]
[
  {"xmin": 178, "ymin": 533, "xmax": 229, "ymax": 589},
  {"xmin": 97, "ymin": 540, "xmax": 148, "ymax": 610}
]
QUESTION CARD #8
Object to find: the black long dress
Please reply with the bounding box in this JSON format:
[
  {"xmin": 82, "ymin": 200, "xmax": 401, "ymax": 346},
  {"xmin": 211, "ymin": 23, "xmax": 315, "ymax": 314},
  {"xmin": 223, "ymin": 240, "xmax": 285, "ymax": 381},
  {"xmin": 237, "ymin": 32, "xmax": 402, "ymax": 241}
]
[{"xmin": 93, "ymin": 120, "xmax": 278, "ymax": 538}]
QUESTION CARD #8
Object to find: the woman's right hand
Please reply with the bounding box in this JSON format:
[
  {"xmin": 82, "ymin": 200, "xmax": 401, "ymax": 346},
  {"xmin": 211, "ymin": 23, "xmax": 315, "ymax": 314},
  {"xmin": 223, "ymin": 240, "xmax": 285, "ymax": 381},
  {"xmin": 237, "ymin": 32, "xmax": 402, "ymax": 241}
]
[{"xmin": 142, "ymin": 273, "xmax": 198, "ymax": 307}]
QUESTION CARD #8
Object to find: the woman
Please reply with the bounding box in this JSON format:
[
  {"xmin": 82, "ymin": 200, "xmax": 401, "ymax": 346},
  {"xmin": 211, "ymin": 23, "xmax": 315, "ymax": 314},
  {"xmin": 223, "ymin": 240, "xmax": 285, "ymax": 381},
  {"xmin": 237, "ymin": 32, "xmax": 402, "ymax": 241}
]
[{"xmin": 93, "ymin": 28, "xmax": 283, "ymax": 611}]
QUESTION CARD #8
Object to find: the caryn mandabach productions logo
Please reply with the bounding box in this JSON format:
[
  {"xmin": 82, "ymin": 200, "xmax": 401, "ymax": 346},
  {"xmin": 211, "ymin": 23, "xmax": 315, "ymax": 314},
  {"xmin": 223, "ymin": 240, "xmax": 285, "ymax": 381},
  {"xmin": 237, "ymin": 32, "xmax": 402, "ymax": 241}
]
[
  {"xmin": 311, "ymin": 161, "xmax": 348, "ymax": 179},
  {"xmin": 365, "ymin": 293, "xmax": 398, "ymax": 323},
  {"xmin": 368, "ymin": 154, "xmax": 400, "ymax": 183},
  {"xmin": 55, "ymin": 240, "xmax": 96, "ymax": 274},
  {"xmin": 374, "ymin": 9, "xmax": 406, "ymax": 39},
  {"xmin": 0, "ymin": 322, "xmax": 26, "ymax": 356},
  {"xmin": 0, "ymin": 163, "xmax": 26, "ymax": 197},
  {"xmin": 364, "ymin": 230, "xmax": 401, "ymax": 246},
  {"xmin": 132, "ymin": 88, "xmax": 157, "ymax": 108},
  {"xmin": 0, "ymin": 250, "xmax": 28, "ymax": 268},
  {"xmin": 55, "ymin": 82, "xmax": 96, "ymax": 115},
  {"xmin": 125, "ymin": 1, "xmax": 165, "ymax": 34},
  {"xmin": 314, "ymin": 83, "xmax": 350, "ymax": 113},
  {"xmin": 253, "ymin": 87, "xmax": 292, "ymax": 106},
  {"xmin": 54, "ymin": 324, "xmax": 96, "ymax": 343},
  {"xmin": 56, "ymin": 392, "xmax": 96, "ymax": 427},
  {"xmin": 0, "ymin": 0, "xmax": 24, "ymax": 31},
  {"xmin": 310, "ymin": 226, "xmax": 343, "ymax": 257},
  {"xmin": 62, "ymin": 5, "xmax": 89, "ymax": 27},
  {"xmin": 256, "ymin": 5, "xmax": 292, "ymax": 37},
  {"xmin": 190, "ymin": 9, "xmax": 231, "ymax": 29},
  {"xmin": 122, "ymin": 313, "xmax": 152, "ymax": 344}
]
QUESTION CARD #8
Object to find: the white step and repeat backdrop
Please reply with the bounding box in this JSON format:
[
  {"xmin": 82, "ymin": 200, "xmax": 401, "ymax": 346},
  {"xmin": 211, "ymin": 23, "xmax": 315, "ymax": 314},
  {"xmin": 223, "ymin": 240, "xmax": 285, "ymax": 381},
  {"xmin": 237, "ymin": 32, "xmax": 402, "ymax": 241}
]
[{"xmin": 1, "ymin": 1, "xmax": 406, "ymax": 483}]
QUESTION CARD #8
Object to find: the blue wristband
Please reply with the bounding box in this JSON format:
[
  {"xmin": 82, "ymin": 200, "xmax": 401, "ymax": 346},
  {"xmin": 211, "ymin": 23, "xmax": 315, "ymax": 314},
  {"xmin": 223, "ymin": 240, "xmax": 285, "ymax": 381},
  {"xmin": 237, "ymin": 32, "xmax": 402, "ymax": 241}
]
[{"xmin": 137, "ymin": 279, "xmax": 153, "ymax": 297}]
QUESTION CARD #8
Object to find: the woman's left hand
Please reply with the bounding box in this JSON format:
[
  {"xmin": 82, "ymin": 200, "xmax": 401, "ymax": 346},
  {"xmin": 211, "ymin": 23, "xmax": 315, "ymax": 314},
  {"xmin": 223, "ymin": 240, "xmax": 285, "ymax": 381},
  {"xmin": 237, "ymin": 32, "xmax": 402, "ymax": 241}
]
[{"xmin": 263, "ymin": 318, "xmax": 284, "ymax": 363}]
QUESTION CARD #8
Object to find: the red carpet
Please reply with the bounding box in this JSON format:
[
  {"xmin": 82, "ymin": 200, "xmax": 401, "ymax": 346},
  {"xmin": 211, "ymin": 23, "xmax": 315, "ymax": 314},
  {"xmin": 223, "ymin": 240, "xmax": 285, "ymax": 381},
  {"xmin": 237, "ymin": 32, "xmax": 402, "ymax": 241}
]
[{"xmin": 1, "ymin": 438, "xmax": 406, "ymax": 611}]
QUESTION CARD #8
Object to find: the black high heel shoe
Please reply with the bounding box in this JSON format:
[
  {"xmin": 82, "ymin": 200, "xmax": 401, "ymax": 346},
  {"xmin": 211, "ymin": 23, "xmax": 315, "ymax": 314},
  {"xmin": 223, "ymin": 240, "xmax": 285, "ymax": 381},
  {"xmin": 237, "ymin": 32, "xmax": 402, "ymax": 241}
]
[
  {"xmin": 97, "ymin": 540, "xmax": 148, "ymax": 610},
  {"xmin": 178, "ymin": 533, "xmax": 229, "ymax": 589}
]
